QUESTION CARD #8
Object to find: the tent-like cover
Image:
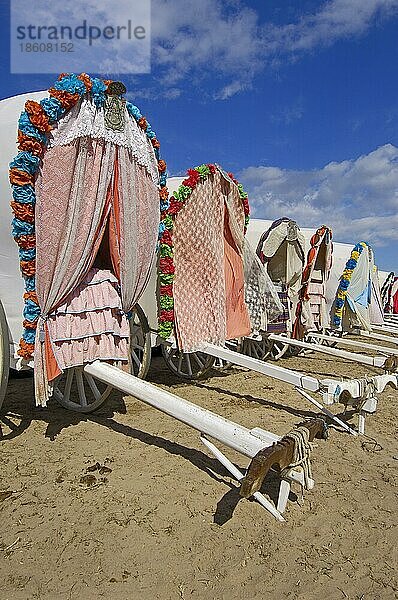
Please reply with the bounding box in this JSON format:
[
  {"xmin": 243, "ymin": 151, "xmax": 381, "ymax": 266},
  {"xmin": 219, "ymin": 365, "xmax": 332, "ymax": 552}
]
[
  {"xmin": 157, "ymin": 165, "xmax": 281, "ymax": 351},
  {"xmin": 293, "ymin": 225, "xmax": 333, "ymax": 339},
  {"xmin": 256, "ymin": 217, "xmax": 305, "ymax": 334},
  {"xmin": 331, "ymin": 241, "xmax": 384, "ymax": 331},
  {"xmin": 8, "ymin": 73, "xmax": 166, "ymax": 405}
]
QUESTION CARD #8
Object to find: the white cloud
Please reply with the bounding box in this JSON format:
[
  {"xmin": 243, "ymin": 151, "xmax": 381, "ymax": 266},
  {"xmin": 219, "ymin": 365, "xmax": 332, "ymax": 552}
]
[
  {"xmin": 238, "ymin": 144, "xmax": 398, "ymax": 248},
  {"xmin": 150, "ymin": 0, "xmax": 398, "ymax": 98}
]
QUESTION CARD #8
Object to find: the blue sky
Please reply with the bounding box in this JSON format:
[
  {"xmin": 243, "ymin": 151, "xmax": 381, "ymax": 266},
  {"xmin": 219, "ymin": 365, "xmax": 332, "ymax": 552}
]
[{"xmin": 1, "ymin": 0, "xmax": 397, "ymax": 271}]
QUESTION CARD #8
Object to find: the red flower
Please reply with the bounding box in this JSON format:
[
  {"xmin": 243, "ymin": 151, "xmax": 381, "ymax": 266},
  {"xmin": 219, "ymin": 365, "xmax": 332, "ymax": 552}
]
[
  {"xmin": 159, "ymin": 309, "xmax": 174, "ymax": 322},
  {"xmin": 138, "ymin": 116, "xmax": 147, "ymax": 130},
  {"xmin": 161, "ymin": 230, "xmax": 173, "ymax": 245},
  {"xmin": 10, "ymin": 201, "xmax": 35, "ymax": 224},
  {"xmin": 48, "ymin": 88, "xmax": 80, "ymax": 110},
  {"xmin": 159, "ymin": 186, "xmax": 169, "ymax": 200},
  {"xmin": 160, "ymin": 284, "xmax": 173, "ymax": 296},
  {"xmin": 15, "ymin": 235, "xmax": 35, "ymax": 250},
  {"xmin": 152, "ymin": 138, "xmax": 160, "ymax": 149},
  {"xmin": 17, "ymin": 339, "xmax": 34, "ymax": 359},
  {"xmin": 168, "ymin": 199, "xmax": 182, "ymax": 216},
  {"xmin": 25, "ymin": 100, "xmax": 52, "ymax": 133},
  {"xmin": 18, "ymin": 131, "xmax": 45, "ymax": 157},
  {"xmin": 182, "ymin": 169, "xmax": 200, "ymax": 188},
  {"xmin": 78, "ymin": 73, "xmax": 92, "ymax": 91},
  {"xmin": 242, "ymin": 198, "xmax": 250, "ymax": 214},
  {"xmin": 158, "ymin": 159, "xmax": 167, "ymax": 173},
  {"xmin": 160, "ymin": 257, "xmax": 175, "ymax": 274},
  {"xmin": 208, "ymin": 164, "xmax": 216, "ymax": 174},
  {"xmin": 20, "ymin": 259, "xmax": 36, "ymax": 277},
  {"xmin": 9, "ymin": 168, "xmax": 33, "ymax": 186},
  {"xmin": 23, "ymin": 319, "xmax": 38, "ymax": 330}
]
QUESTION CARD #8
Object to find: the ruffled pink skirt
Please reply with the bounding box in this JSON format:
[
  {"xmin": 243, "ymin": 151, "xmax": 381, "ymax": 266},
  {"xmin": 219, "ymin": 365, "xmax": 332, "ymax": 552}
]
[{"xmin": 47, "ymin": 268, "xmax": 129, "ymax": 370}]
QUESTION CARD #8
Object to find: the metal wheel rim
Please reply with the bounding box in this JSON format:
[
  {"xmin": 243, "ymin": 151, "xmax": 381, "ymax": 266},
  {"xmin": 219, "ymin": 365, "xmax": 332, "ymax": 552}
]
[
  {"xmin": 53, "ymin": 366, "xmax": 113, "ymax": 413},
  {"xmin": 129, "ymin": 304, "xmax": 151, "ymax": 379},
  {"xmin": 161, "ymin": 344, "xmax": 215, "ymax": 380}
]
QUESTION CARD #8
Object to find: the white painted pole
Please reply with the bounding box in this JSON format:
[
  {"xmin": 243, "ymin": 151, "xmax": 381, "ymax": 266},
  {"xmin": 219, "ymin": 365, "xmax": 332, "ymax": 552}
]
[
  {"xmin": 308, "ymin": 333, "xmax": 398, "ymax": 356},
  {"xmin": 360, "ymin": 331, "xmax": 398, "ymax": 346},
  {"xmin": 295, "ymin": 387, "xmax": 358, "ymax": 436},
  {"xmin": 201, "ymin": 343, "xmax": 320, "ymax": 391},
  {"xmin": 84, "ymin": 361, "xmax": 270, "ymax": 459},
  {"xmin": 269, "ymin": 334, "xmax": 385, "ymax": 368}
]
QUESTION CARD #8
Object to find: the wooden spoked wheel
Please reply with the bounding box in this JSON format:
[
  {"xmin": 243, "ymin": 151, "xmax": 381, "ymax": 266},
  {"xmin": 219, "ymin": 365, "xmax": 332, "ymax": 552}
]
[
  {"xmin": 0, "ymin": 300, "xmax": 10, "ymax": 414},
  {"xmin": 129, "ymin": 304, "xmax": 151, "ymax": 379},
  {"xmin": 53, "ymin": 366, "xmax": 113, "ymax": 413},
  {"xmin": 161, "ymin": 344, "xmax": 215, "ymax": 380},
  {"xmin": 263, "ymin": 336, "xmax": 290, "ymax": 361}
]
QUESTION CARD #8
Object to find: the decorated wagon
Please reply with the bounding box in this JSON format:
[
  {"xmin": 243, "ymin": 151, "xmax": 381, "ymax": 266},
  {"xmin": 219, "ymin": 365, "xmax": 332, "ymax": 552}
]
[{"xmin": 0, "ymin": 75, "xmax": 332, "ymax": 521}]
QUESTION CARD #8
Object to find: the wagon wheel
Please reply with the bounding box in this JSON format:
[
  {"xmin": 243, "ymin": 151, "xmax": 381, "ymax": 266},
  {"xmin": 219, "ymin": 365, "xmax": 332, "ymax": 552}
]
[
  {"xmin": 0, "ymin": 299, "xmax": 10, "ymax": 413},
  {"xmin": 129, "ymin": 304, "xmax": 151, "ymax": 379},
  {"xmin": 240, "ymin": 336, "xmax": 270, "ymax": 361},
  {"xmin": 212, "ymin": 338, "xmax": 242, "ymax": 370},
  {"xmin": 161, "ymin": 344, "xmax": 215, "ymax": 380},
  {"xmin": 263, "ymin": 336, "xmax": 290, "ymax": 361},
  {"xmin": 53, "ymin": 366, "xmax": 113, "ymax": 413}
]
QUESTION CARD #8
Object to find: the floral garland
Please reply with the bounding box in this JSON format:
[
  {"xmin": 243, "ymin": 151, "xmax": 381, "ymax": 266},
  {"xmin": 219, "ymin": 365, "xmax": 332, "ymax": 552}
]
[
  {"xmin": 157, "ymin": 164, "xmax": 250, "ymax": 339},
  {"xmin": 333, "ymin": 241, "xmax": 367, "ymax": 327},
  {"xmin": 9, "ymin": 72, "xmax": 167, "ymax": 360}
]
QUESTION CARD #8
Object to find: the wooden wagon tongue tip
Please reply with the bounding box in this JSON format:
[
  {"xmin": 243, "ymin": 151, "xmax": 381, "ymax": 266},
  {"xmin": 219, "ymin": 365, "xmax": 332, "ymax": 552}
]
[{"xmin": 239, "ymin": 417, "xmax": 327, "ymax": 499}]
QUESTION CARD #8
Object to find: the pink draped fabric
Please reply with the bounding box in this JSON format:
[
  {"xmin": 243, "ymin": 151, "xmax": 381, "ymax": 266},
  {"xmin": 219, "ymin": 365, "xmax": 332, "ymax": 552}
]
[
  {"xmin": 34, "ymin": 138, "xmax": 159, "ymax": 406},
  {"xmin": 173, "ymin": 169, "xmax": 250, "ymax": 352}
]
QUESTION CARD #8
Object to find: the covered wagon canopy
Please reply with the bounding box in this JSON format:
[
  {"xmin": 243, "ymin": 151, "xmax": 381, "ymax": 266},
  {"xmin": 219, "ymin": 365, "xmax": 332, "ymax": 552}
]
[
  {"xmin": 331, "ymin": 241, "xmax": 384, "ymax": 332},
  {"xmin": 255, "ymin": 217, "xmax": 306, "ymax": 334},
  {"xmin": 9, "ymin": 73, "xmax": 167, "ymax": 405},
  {"xmin": 293, "ymin": 225, "xmax": 333, "ymax": 339},
  {"xmin": 157, "ymin": 164, "xmax": 281, "ymax": 352}
]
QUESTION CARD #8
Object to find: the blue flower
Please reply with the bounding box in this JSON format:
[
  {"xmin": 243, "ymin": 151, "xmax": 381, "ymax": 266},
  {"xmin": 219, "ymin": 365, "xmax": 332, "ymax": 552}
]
[
  {"xmin": 340, "ymin": 279, "xmax": 350, "ymax": 291},
  {"xmin": 126, "ymin": 102, "xmax": 142, "ymax": 120},
  {"xmin": 145, "ymin": 123, "xmax": 156, "ymax": 138},
  {"xmin": 23, "ymin": 299, "xmax": 40, "ymax": 321},
  {"xmin": 335, "ymin": 298, "xmax": 344, "ymax": 309},
  {"xmin": 159, "ymin": 173, "xmax": 167, "ymax": 187},
  {"xmin": 12, "ymin": 185, "xmax": 36, "ymax": 204},
  {"xmin": 18, "ymin": 112, "xmax": 47, "ymax": 143},
  {"xmin": 160, "ymin": 199, "xmax": 170, "ymax": 212},
  {"xmin": 154, "ymin": 147, "xmax": 160, "ymax": 160},
  {"xmin": 24, "ymin": 276, "xmax": 36, "ymax": 292},
  {"xmin": 91, "ymin": 78, "xmax": 107, "ymax": 107},
  {"xmin": 10, "ymin": 151, "xmax": 40, "ymax": 175},
  {"xmin": 12, "ymin": 218, "xmax": 34, "ymax": 237},
  {"xmin": 333, "ymin": 316, "xmax": 341, "ymax": 327},
  {"xmin": 346, "ymin": 259, "xmax": 357, "ymax": 270},
  {"xmin": 54, "ymin": 73, "xmax": 86, "ymax": 96},
  {"xmin": 19, "ymin": 248, "xmax": 36, "ymax": 261},
  {"xmin": 40, "ymin": 97, "xmax": 65, "ymax": 122},
  {"xmin": 158, "ymin": 222, "xmax": 166, "ymax": 239},
  {"xmin": 23, "ymin": 328, "xmax": 36, "ymax": 344}
]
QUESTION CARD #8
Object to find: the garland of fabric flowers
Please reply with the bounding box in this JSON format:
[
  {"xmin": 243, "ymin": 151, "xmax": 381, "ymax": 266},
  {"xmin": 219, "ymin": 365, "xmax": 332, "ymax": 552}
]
[
  {"xmin": 9, "ymin": 72, "xmax": 167, "ymax": 361},
  {"xmin": 333, "ymin": 241, "xmax": 367, "ymax": 327},
  {"xmin": 157, "ymin": 164, "xmax": 250, "ymax": 339}
]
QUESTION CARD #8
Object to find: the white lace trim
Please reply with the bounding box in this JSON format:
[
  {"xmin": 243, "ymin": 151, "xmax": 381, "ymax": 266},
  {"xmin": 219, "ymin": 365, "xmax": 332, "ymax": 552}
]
[{"xmin": 47, "ymin": 96, "xmax": 159, "ymax": 184}]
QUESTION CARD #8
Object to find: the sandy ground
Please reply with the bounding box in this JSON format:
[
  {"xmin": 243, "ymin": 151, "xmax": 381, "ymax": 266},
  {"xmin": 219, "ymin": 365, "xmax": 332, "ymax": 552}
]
[{"xmin": 1, "ymin": 349, "xmax": 397, "ymax": 600}]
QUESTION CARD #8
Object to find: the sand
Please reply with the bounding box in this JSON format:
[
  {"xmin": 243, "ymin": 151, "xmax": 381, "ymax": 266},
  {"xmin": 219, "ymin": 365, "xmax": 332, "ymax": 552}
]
[{"xmin": 1, "ymin": 350, "xmax": 397, "ymax": 600}]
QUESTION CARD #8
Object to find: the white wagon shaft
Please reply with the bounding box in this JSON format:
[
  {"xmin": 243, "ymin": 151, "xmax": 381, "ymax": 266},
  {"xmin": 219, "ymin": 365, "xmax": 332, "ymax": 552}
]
[
  {"xmin": 85, "ymin": 360, "xmax": 328, "ymax": 521},
  {"xmin": 195, "ymin": 343, "xmax": 397, "ymax": 436}
]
